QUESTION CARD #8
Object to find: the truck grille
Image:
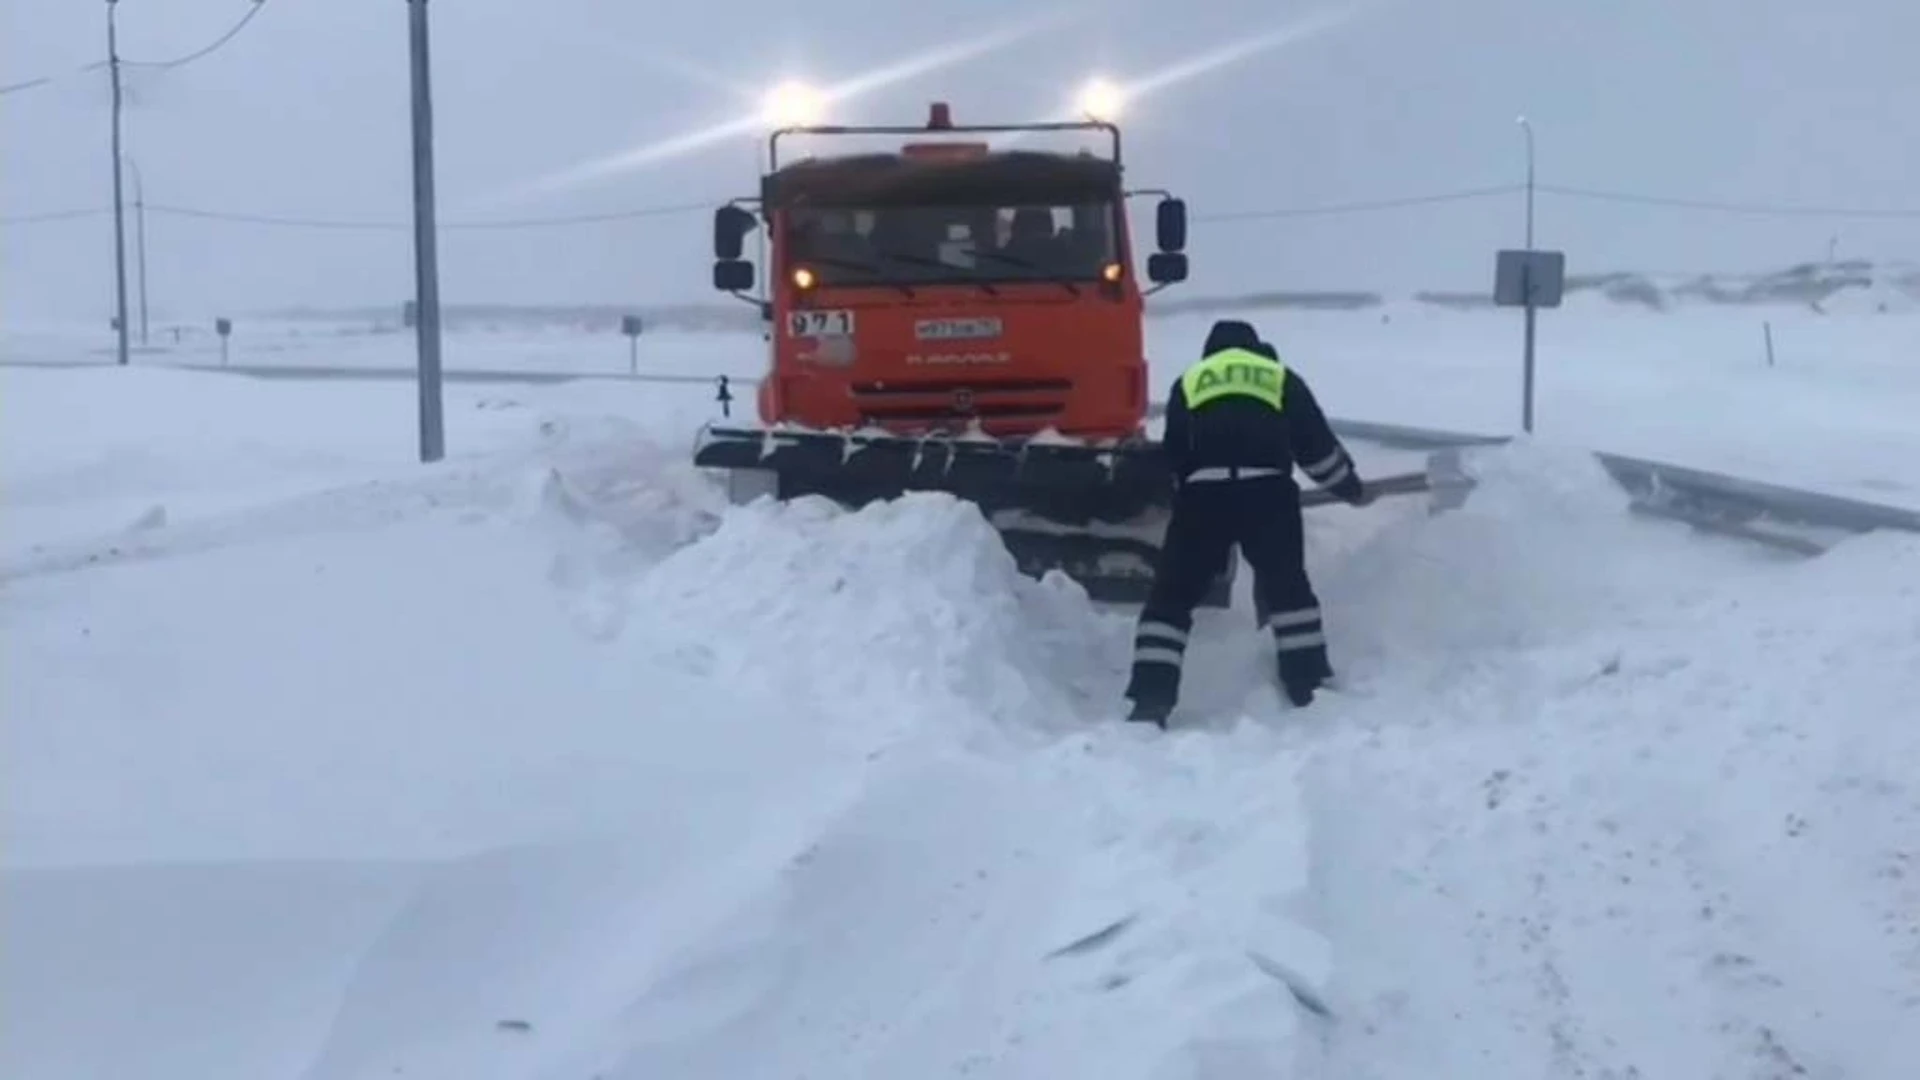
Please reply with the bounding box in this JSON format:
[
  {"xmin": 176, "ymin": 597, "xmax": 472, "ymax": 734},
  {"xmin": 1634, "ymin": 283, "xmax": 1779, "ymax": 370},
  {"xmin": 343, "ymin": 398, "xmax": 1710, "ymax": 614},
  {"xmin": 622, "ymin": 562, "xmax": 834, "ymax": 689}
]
[{"xmin": 850, "ymin": 378, "xmax": 1069, "ymax": 425}]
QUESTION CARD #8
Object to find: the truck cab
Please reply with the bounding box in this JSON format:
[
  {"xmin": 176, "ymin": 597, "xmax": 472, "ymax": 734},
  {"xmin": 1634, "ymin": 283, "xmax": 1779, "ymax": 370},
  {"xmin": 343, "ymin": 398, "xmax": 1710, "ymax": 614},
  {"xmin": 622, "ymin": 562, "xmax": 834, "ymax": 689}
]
[
  {"xmin": 710, "ymin": 102, "xmax": 1190, "ymax": 444},
  {"xmin": 692, "ymin": 100, "xmax": 1218, "ymax": 606}
]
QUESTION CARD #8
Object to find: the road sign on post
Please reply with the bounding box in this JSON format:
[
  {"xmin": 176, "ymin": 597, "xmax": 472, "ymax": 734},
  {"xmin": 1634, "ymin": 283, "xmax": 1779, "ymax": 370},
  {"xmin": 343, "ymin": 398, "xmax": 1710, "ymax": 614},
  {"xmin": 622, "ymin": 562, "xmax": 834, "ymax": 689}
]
[
  {"xmin": 215, "ymin": 316, "xmax": 232, "ymax": 366},
  {"xmin": 1494, "ymin": 248, "xmax": 1566, "ymax": 435},
  {"xmin": 621, "ymin": 314, "xmax": 643, "ymax": 375}
]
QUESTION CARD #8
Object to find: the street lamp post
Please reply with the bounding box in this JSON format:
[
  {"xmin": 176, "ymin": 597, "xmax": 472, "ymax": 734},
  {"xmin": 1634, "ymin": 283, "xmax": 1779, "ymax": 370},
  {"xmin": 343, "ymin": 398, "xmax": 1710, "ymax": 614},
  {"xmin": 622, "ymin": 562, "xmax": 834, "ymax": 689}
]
[
  {"xmin": 1516, "ymin": 114, "xmax": 1537, "ymax": 432},
  {"xmin": 106, "ymin": 0, "xmax": 131, "ymax": 366},
  {"xmin": 128, "ymin": 157, "xmax": 149, "ymax": 345},
  {"xmin": 406, "ymin": 0, "xmax": 445, "ymax": 463},
  {"xmin": 1517, "ymin": 115, "xmax": 1535, "ymax": 249}
]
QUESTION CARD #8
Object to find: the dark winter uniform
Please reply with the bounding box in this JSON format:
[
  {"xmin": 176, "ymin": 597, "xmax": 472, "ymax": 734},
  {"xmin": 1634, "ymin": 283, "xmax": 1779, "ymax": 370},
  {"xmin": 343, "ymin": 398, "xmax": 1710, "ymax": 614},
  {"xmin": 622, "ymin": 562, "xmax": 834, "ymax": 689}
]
[{"xmin": 1124, "ymin": 320, "xmax": 1369, "ymax": 726}]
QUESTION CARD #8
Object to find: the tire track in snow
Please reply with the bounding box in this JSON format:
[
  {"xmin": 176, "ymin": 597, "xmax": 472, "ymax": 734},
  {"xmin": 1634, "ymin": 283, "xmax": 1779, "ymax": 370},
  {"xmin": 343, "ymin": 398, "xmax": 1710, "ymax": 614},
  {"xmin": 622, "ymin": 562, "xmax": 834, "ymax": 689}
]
[
  {"xmin": 1289, "ymin": 570, "xmax": 1920, "ymax": 1079},
  {"xmin": 1671, "ymin": 767, "xmax": 1918, "ymax": 1077},
  {"xmin": 1292, "ymin": 696, "xmax": 1811, "ymax": 1079}
]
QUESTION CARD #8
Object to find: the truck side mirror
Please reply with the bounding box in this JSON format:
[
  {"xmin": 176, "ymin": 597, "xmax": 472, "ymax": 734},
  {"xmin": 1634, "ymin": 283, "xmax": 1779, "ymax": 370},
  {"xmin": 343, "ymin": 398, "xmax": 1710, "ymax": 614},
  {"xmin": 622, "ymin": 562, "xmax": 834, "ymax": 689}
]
[
  {"xmin": 1147, "ymin": 252, "xmax": 1188, "ymax": 285},
  {"xmin": 1155, "ymin": 198, "xmax": 1187, "ymax": 253},
  {"xmin": 713, "ymin": 259, "xmax": 755, "ymax": 292},
  {"xmin": 714, "ymin": 205, "xmax": 756, "ymax": 260}
]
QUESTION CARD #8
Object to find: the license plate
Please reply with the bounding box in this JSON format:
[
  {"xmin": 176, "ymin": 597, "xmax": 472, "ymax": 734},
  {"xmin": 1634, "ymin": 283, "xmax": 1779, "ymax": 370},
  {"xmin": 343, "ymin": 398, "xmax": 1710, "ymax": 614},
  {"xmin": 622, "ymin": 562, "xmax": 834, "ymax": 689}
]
[
  {"xmin": 915, "ymin": 316, "xmax": 1002, "ymax": 341},
  {"xmin": 788, "ymin": 309, "xmax": 854, "ymax": 338}
]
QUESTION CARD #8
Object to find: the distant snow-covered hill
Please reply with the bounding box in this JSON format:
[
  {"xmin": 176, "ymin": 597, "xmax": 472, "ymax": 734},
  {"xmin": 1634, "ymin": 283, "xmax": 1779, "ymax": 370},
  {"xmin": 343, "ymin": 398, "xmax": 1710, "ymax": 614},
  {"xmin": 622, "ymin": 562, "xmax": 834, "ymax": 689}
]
[{"xmin": 236, "ymin": 259, "xmax": 1920, "ymax": 335}]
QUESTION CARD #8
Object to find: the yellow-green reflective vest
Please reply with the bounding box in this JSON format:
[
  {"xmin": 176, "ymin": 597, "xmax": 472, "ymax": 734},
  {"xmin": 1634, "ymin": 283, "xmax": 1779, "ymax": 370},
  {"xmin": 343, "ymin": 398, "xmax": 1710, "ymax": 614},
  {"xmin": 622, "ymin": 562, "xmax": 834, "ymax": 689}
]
[{"xmin": 1179, "ymin": 347, "xmax": 1287, "ymax": 411}]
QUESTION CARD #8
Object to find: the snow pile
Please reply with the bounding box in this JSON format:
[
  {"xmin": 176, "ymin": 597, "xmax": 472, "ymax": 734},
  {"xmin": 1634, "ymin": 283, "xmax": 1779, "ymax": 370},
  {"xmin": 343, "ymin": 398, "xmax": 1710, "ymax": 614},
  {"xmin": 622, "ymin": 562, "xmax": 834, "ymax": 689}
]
[
  {"xmin": 622, "ymin": 490, "xmax": 1122, "ymax": 740},
  {"xmin": 1318, "ymin": 439, "xmax": 1781, "ymax": 669}
]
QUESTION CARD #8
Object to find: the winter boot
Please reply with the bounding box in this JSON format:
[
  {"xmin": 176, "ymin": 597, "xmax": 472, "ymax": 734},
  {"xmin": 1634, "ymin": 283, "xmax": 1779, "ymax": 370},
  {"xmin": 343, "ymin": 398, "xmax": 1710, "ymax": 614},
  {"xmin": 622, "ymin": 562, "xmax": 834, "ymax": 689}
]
[
  {"xmin": 1126, "ymin": 695, "xmax": 1173, "ymax": 729},
  {"xmin": 1277, "ymin": 653, "xmax": 1326, "ymax": 707}
]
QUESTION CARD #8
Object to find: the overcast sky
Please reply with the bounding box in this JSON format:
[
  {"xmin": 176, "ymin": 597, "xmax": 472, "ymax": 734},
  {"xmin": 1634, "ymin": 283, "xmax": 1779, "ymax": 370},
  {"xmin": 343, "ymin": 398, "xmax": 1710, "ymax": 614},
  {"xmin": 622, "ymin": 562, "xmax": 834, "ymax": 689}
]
[{"xmin": 4, "ymin": 0, "xmax": 1917, "ymax": 323}]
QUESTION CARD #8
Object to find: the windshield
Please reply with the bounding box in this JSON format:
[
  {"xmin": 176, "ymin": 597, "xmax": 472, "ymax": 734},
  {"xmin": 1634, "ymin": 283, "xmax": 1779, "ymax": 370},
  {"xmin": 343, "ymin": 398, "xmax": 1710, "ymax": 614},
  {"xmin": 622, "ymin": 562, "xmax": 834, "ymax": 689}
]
[{"xmin": 783, "ymin": 202, "xmax": 1120, "ymax": 288}]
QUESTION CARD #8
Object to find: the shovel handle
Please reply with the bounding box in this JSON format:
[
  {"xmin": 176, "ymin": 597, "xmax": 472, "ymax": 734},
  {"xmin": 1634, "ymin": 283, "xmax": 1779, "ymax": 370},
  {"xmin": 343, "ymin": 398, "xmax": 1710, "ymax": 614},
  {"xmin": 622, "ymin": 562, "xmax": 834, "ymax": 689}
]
[{"xmin": 1300, "ymin": 469, "xmax": 1431, "ymax": 508}]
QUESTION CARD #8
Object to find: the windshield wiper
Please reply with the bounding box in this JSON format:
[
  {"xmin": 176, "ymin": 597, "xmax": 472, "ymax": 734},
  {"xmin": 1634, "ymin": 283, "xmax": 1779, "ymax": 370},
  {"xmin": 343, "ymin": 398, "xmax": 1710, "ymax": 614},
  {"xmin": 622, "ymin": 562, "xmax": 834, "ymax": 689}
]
[
  {"xmin": 971, "ymin": 250, "xmax": 1082, "ymax": 297},
  {"xmin": 870, "ymin": 248, "xmax": 999, "ymax": 297},
  {"xmin": 803, "ymin": 254, "xmax": 915, "ymax": 297}
]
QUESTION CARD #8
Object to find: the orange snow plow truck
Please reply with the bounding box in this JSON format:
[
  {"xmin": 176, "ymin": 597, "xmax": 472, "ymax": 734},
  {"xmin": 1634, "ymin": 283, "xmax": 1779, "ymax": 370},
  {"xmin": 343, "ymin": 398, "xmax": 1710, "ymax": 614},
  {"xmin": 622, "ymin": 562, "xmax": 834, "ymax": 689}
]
[{"xmin": 692, "ymin": 100, "xmax": 1223, "ymax": 605}]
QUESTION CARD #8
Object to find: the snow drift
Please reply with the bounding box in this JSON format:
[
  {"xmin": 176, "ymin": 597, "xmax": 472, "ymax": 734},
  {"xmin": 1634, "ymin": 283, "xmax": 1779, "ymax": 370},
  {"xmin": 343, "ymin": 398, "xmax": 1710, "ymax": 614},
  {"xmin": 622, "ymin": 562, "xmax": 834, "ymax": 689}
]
[{"xmin": 5, "ymin": 364, "xmax": 1918, "ymax": 1080}]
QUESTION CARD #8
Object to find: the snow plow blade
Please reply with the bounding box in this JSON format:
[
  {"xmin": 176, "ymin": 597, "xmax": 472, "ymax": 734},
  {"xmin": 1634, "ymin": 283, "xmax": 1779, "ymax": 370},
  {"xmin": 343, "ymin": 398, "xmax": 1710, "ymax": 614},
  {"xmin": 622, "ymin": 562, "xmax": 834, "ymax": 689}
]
[{"xmin": 691, "ymin": 423, "xmax": 1228, "ymax": 607}]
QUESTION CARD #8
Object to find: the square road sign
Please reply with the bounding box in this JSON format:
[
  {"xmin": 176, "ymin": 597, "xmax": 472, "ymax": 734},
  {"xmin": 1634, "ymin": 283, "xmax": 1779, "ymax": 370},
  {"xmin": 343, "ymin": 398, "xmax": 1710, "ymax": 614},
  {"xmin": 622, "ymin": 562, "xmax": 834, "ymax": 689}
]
[{"xmin": 1494, "ymin": 249, "xmax": 1566, "ymax": 308}]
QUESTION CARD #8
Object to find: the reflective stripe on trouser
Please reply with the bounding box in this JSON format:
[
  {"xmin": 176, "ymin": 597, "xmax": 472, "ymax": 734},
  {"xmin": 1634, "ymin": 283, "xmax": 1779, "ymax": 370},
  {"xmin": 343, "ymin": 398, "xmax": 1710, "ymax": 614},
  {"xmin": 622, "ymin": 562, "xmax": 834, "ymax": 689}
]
[
  {"xmin": 1266, "ymin": 605, "xmax": 1325, "ymax": 652},
  {"xmin": 1267, "ymin": 603, "xmax": 1333, "ymax": 687},
  {"xmin": 1126, "ymin": 618, "xmax": 1189, "ymax": 705},
  {"xmin": 1133, "ymin": 619, "xmax": 1188, "ymax": 666},
  {"xmin": 1125, "ymin": 475, "xmax": 1326, "ymax": 709}
]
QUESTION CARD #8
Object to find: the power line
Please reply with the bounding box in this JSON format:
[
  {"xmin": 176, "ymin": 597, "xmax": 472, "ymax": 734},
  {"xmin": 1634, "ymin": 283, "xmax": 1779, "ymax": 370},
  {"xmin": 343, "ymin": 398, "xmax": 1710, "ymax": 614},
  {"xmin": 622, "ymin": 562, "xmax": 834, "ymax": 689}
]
[
  {"xmin": 436, "ymin": 202, "xmax": 717, "ymax": 230},
  {"xmin": 118, "ymin": 0, "xmax": 268, "ymax": 71},
  {"xmin": 140, "ymin": 200, "xmax": 716, "ymax": 230},
  {"xmin": 8, "ymin": 183, "xmax": 1920, "ymax": 230},
  {"xmin": 1538, "ymin": 183, "xmax": 1920, "ymax": 221},
  {"xmin": 0, "ymin": 75, "xmax": 58, "ymax": 97},
  {"xmin": 0, "ymin": 207, "xmax": 113, "ymax": 224},
  {"xmin": 1, "ymin": 201, "xmax": 715, "ymax": 229},
  {"xmin": 1195, "ymin": 184, "xmax": 1524, "ymax": 221},
  {"xmin": 1, "ymin": 0, "xmax": 268, "ymax": 98},
  {"xmin": 134, "ymin": 205, "xmax": 413, "ymax": 231}
]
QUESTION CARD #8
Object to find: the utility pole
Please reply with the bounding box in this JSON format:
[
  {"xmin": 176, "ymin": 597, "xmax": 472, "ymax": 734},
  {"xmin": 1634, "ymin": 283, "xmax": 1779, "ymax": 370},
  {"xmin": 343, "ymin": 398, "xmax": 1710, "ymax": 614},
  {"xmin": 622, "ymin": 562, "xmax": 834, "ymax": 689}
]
[
  {"xmin": 407, "ymin": 0, "xmax": 445, "ymax": 463},
  {"xmin": 107, "ymin": 0, "xmax": 131, "ymax": 366}
]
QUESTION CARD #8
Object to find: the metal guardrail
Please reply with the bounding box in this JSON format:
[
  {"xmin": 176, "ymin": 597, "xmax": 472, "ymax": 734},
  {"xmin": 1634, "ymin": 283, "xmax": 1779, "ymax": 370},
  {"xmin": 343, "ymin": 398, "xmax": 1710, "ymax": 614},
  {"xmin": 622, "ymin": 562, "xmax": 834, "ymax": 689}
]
[
  {"xmin": 1306, "ymin": 417, "xmax": 1920, "ymax": 557},
  {"xmin": 1153, "ymin": 407, "xmax": 1920, "ymax": 555}
]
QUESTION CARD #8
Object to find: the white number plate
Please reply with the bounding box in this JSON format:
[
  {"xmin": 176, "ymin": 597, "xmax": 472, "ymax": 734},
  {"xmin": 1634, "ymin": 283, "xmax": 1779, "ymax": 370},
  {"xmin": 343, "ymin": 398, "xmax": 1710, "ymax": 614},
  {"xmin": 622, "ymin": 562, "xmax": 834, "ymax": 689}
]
[
  {"xmin": 915, "ymin": 317, "xmax": 1002, "ymax": 341},
  {"xmin": 788, "ymin": 309, "xmax": 854, "ymax": 338}
]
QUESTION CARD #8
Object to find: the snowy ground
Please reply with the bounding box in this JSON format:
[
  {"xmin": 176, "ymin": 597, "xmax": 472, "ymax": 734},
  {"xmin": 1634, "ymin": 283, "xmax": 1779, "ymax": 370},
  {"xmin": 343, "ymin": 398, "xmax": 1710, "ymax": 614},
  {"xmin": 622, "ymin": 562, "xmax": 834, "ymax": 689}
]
[
  {"xmin": 7, "ymin": 298, "xmax": 1918, "ymax": 507},
  {"xmin": 4, "ymin": 309, "xmax": 1918, "ymax": 1079}
]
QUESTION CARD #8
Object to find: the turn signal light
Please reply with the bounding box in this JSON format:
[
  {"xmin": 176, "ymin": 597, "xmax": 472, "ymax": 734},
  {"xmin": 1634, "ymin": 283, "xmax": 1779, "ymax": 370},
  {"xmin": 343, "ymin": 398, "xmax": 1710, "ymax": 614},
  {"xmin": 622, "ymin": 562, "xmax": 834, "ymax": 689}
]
[
  {"xmin": 1101, "ymin": 262, "xmax": 1124, "ymax": 283},
  {"xmin": 792, "ymin": 266, "xmax": 817, "ymax": 289}
]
